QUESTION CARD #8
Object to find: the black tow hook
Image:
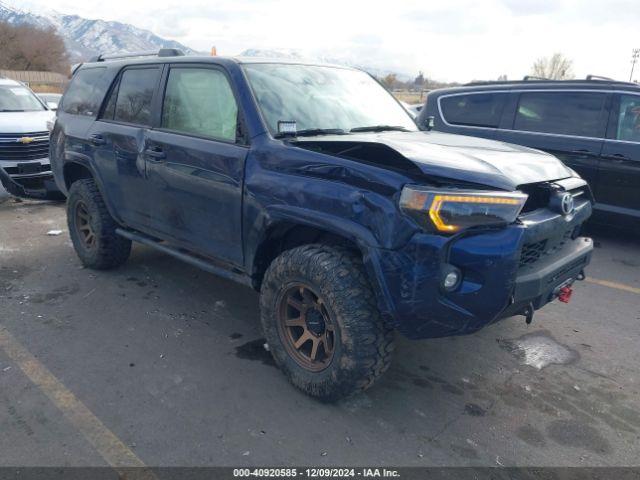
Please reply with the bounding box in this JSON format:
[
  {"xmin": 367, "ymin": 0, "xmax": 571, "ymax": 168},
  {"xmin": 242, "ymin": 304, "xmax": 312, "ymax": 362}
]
[
  {"xmin": 522, "ymin": 302, "xmax": 534, "ymax": 325},
  {"xmin": 576, "ymin": 270, "xmax": 586, "ymax": 281}
]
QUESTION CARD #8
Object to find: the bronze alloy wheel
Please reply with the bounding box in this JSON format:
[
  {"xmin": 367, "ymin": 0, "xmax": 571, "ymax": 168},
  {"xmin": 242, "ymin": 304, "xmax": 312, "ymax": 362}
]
[
  {"xmin": 74, "ymin": 200, "xmax": 96, "ymax": 250},
  {"xmin": 277, "ymin": 283, "xmax": 336, "ymax": 372}
]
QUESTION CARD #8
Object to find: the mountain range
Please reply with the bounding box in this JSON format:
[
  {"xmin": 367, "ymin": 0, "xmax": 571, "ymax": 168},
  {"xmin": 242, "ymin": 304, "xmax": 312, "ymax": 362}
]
[
  {"xmin": 0, "ymin": 1, "xmax": 196, "ymax": 61},
  {"xmin": 0, "ymin": 2, "xmax": 407, "ymax": 79}
]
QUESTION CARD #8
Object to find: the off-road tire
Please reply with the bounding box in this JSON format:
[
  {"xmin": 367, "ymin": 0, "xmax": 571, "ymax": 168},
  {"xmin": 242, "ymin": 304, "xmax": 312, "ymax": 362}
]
[
  {"xmin": 260, "ymin": 244, "xmax": 395, "ymax": 401},
  {"xmin": 67, "ymin": 179, "xmax": 131, "ymax": 269}
]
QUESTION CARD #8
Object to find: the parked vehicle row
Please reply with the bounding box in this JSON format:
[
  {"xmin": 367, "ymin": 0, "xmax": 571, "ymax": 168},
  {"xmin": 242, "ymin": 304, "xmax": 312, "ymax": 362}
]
[
  {"xmin": 417, "ymin": 77, "xmax": 640, "ymax": 231},
  {"xmin": 3, "ymin": 70, "xmax": 638, "ymax": 237},
  {"xmin": 49, "ymin": 50, "xmax": 593, "ymax": 400}
]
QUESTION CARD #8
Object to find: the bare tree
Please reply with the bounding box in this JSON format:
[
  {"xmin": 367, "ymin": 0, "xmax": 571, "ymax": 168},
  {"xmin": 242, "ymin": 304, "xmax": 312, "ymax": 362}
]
[
  {"xmin": 531, "ymin": 53, "xmax": 574, "ymax": 80},
  {"xmin": 382, "ymin": 73, "xmax": 398, "ymax": 89},
  {"xmin": 0, "ymin": 21, "xmax": 69, "ymax": 74}
]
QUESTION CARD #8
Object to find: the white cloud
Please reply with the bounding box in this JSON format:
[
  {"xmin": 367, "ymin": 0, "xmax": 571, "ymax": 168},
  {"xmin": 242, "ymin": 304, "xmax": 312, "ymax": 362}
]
[{"xmin": 9, "ymin": 0, "xmax": 640, "ymax": 82}]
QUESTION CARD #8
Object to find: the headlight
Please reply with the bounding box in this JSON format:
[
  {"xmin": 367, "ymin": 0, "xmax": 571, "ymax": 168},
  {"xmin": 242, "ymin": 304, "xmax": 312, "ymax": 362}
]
[{"xmin": 399, "ymin": 186, "xmax": 528, "ymax": 233}]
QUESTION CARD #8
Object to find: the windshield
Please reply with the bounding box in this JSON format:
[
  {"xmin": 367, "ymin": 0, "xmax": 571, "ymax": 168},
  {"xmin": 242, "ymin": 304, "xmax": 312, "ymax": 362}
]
[
  {"xmin": 0, "ymin": 85, "xmax": 45, "ymax": 112},
  {"xmin": 243, "ymin": 63, "xmax": 417, "ymax": 135}
]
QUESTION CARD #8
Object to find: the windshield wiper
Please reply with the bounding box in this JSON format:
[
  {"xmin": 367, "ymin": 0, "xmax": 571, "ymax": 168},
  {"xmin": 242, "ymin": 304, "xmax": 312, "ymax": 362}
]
[
  {"xmin": 275, "ymin": 128, "xmax": 347, "ymax": 139},
  {"xmin": 350, "ymin": 125, "xmax": 410, "ymax": 133},
  {"xmin": 0, "ymin": 109, "xmax": 26, "ymax": 112}
]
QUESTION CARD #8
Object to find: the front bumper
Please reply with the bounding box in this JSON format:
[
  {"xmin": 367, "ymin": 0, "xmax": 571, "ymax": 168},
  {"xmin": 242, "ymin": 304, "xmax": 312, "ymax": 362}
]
[
  {"xmin": 0, "ymin": 158, "xmax": 59, "ymax": 199},
  {"xmin": 366, "ymin": 199, "xmax": 593, "ymax": 339}
]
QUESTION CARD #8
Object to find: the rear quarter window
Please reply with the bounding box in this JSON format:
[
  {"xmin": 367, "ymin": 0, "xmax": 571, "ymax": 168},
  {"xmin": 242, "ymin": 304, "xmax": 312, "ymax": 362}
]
[
  {"xmin": 101, "ymin": 68, "xmax": 159, "ymax": 126},
  {"xmin": 514, "ymin": 91, "xmax": 606, "ymax": 138},
  {"xmin": 61, "ymin": 67, "xmax": 109, "ymax": 117},
  {"xmin": 440, "ymin": 92, "xmax": 508, "ymax": 128}
]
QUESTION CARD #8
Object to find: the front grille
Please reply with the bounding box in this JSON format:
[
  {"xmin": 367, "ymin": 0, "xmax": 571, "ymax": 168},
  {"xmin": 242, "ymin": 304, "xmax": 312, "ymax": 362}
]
[
  {"xmin": 0, "ymin": 131, "xmax": 50, "ymax": 161},
  {"xmin": 519, "ymin": 183, "xmax": 588, "ymax": 213},
  {"xmin": 517, "ymin": 179, "xmax": 590, "ymax": 269},
  {"xmin": 520, "ymin": 186, "xmax": 551, "ymax": 213}
]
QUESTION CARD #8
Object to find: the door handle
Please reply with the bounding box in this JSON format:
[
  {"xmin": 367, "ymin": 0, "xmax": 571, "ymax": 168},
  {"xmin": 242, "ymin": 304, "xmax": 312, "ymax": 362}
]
[
  {"xmin": 144, "ymin": 147, "xmax": 166, "ymax": 161},
  {"xmin": 571, "ymin": 149, "xmax": 596, "ymax": 156},
  {"xmin": 89, "ymin": 134, "xmax": 106, "ymax": 146},
  {"xmin": 602, "ymin": 153, "xmax": 630, "ymax": 162}
]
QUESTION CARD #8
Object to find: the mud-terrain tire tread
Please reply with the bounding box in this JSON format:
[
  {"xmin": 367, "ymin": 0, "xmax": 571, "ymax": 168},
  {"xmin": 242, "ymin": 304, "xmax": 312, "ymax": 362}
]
[
  {"xmin": 260, "ymin": 244, "xmax": 395, "ymax": 401},
  {"xmin": 67, "ymin": 178, "xmax": 131, "ymax": 270}
]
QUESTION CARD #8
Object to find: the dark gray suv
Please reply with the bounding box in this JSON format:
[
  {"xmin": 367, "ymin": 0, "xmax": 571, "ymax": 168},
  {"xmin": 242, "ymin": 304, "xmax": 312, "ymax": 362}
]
[{"xmin": 417, "ymin": 77, "xmax": 640, "ymax": 232}]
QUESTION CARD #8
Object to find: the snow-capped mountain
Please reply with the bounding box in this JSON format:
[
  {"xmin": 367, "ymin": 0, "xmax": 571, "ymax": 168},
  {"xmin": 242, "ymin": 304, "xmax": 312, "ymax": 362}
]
[
  {"xmin": 0, "ymin": 2, "xmax": 410, "ymax": 79},
  {"xmin": 0, "ymin": 1, "xmax": 196, "ymax": 61}
]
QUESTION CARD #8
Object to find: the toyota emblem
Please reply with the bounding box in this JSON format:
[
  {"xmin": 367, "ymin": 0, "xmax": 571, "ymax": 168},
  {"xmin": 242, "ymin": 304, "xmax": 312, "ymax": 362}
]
[{"xmin": 560, "ymin": 192, "xmax": 574, "ymax": 215}]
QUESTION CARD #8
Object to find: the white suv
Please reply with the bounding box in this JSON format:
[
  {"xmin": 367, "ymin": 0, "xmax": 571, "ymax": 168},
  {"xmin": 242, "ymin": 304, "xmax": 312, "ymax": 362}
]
[{"xmin": 0, "ymin": 77, "xmax": 59, "ymax": 199}]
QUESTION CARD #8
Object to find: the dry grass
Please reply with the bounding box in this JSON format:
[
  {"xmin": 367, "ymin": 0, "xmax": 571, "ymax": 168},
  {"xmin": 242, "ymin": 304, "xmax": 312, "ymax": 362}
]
[
  {"xmin": 29, "ymin": 83, "xmax": 65, "ymax": 93},
  {"xmin": 392, "ymin": 91, "xmax": 426, "ymax": 105}
]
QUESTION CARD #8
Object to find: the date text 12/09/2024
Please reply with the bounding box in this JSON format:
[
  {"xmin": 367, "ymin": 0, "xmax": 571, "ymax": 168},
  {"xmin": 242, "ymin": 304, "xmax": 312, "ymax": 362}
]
[{"xmin": 233, "ymin": 468, "xmax": 400, "ymax": 478}]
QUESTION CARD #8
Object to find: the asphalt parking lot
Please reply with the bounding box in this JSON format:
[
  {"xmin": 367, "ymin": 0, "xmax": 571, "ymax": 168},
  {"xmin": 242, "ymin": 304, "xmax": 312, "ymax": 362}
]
[{"xmin": 1, "ymin": 198, "xmax": 639, "ymax": 468}]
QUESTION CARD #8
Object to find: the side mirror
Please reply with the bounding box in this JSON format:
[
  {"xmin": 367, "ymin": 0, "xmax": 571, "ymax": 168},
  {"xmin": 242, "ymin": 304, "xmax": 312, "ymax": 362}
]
[
  {"xmin": 423, "ymin": 115, "xmax": 435, "ymax": 131},
  {"xmin": 46, "ymin": 102, "xmax": 58, "ymax": 111}
]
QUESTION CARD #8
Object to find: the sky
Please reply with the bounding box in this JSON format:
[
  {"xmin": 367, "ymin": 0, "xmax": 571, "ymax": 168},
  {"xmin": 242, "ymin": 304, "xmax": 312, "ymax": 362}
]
[{"xmin": 11, "ymin": 0, "xmax": 640, "ymax": 83}]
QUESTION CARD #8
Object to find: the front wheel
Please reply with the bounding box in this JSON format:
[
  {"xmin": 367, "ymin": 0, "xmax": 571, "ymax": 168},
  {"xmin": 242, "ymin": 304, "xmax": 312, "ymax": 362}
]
[{"xmin": 260, "ymin": 245, "xmax": 395, "ymax": 401}]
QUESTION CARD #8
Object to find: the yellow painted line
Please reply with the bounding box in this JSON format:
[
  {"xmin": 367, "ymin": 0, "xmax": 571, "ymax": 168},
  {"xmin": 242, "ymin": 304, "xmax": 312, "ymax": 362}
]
[
  {"xmin": 0, "ymin": 326, "xmax": 156, "ymax": 479},
  {"xmin": 586, "ymin": 277, "xmax": 640, "ymax": 295}
]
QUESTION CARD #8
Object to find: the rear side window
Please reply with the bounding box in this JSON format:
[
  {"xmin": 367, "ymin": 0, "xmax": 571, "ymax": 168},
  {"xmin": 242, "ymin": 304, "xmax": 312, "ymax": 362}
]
[
  {"xmin": 161, "ymin": 67, "xmax": 238, "ymax": 141},
  {"xmin": 514, "ymin": 92, "xmax": 606, "ymax": 138},
  {"xmin": 62, "ymin": 68, "xmax": 107, "ymax": 117},
  {"xmin": 102, "ymin": 68, "xmax": 159, "ymax": 126},
  {"xmin": 440, "ymin": 93, "xmax": 507, "ymax": 128},
  {"xmin": 615, "ymin": 94, "xmax": 640, "ymax": 142}
]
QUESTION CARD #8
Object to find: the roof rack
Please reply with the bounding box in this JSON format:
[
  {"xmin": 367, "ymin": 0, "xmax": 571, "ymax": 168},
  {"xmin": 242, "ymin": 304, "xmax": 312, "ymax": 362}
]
[
  {"xmin": 586, "ymin": 74, "xmax": 614, "ymax": 81},
  {"xmin": 522, "ymin": 75, "xmax": 549, "ymax": 81},
  {"xmin": 90, "ymin": 48, "xmax": 185, "ymax": 63}
]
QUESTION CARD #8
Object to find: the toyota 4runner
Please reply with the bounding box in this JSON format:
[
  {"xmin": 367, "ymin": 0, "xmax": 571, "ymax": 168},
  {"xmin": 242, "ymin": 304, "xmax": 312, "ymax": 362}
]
[{"xmin": 50, "ymin": 50, "xmax": 594, "ymax": 400}]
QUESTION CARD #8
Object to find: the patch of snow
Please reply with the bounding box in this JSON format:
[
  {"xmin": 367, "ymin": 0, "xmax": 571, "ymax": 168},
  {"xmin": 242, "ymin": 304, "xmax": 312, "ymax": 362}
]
[{"xmin": 513, "ymin": 333, "xmax": 578, "ymax": 370}]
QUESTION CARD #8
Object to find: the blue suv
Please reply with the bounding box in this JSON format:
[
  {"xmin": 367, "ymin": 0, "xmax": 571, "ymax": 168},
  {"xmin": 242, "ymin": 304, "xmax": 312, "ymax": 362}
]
[{"xmin": 50, "ymin": 50, "xmax": 594, "ymax": 400}]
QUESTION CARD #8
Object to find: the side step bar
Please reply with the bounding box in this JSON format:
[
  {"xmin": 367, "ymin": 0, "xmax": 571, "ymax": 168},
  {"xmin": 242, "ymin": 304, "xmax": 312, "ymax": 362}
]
[{"xmin": 115, "ymin": 228, "xmax": 253, "ymax": 288}]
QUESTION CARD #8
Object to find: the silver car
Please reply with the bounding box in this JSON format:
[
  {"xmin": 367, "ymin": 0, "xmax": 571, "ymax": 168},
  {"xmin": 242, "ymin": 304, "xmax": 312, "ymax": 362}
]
[{"xmin": 0, "ymin": 78, "xmax": 59, "ymax": 199}]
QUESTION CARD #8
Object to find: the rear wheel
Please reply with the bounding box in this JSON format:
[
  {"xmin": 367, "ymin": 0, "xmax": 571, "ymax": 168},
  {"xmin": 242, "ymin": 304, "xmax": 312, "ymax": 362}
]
[
  {"xmin": 67, "ymin": 179, "xmax": 131, "ymax": 269},
  {"xmin": 260, "ymin": 244, "xmax": 395, "ymax": 401}
]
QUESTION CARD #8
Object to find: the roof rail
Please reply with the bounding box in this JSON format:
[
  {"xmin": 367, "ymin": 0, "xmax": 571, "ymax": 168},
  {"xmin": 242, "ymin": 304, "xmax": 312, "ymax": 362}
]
[
  {"xmin": 586, "ymin": 74, "xmax": 614, "ymax": 81},
  {"xmin": 522, "ymin": 75, "xmax": 549, "ymax": 81},
  {"xmin": 90, "ymin": 48, "xmax": 185, "ymax": 63}
]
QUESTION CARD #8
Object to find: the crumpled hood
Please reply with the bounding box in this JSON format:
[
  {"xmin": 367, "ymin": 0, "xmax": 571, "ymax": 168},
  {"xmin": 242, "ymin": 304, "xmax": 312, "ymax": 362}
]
[
  {"xmin": 0, "ymin": 111, "xmax": 54, "ymax": 133},
  {"xmin": 294, "ymin": 130, "xmax": 575, "ymax": 190}
]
